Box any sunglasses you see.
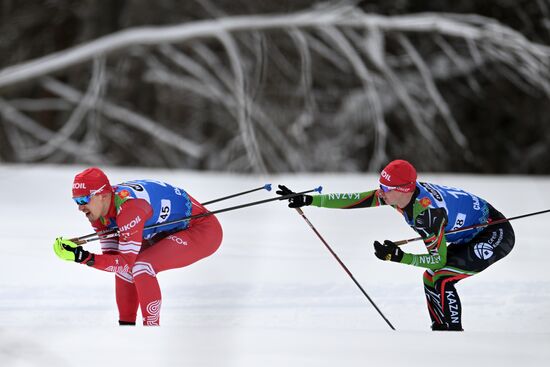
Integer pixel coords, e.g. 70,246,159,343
73,196,91,205
73,184,106,205
379,184,397,193
379,182,413,193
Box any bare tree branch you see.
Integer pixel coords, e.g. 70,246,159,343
1,5,548,172
398,34,467,148
24,57,106,160
41,78,204,159
0,98,102,163
2,11,549,89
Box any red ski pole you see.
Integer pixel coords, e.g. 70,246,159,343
293,207,396,330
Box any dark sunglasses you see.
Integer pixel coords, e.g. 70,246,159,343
72,184,106,205
73,195,92,205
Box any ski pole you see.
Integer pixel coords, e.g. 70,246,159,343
76,187,323,243
293,207,396,330
202,184,272,205
75,184,273,242
394,207,550,246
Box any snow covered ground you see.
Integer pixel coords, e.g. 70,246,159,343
1,164,549,366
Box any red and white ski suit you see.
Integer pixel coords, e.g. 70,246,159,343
89,195,222,325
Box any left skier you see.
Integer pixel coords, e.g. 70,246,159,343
53,167,223,326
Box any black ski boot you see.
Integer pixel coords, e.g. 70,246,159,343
119,320,136,326
431,322,464,331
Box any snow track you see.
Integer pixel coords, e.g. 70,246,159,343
0,165,549,366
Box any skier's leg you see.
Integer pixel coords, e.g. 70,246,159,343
132,268,162,326
115,275,139,325
429,207,515,331
432,269,470,331
423,269,447,329
132,215,223,326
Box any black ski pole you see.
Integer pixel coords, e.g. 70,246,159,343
202,184,272,205
77,187,322,243
394,208,550,246
75,184,273,242
293,207,396,331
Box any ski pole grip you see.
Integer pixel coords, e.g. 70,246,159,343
68,237,87,245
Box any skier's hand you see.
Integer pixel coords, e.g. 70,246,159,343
53,237,94,265
373,240,404,262
276,185,312,208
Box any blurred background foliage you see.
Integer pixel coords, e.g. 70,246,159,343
0,0,549,173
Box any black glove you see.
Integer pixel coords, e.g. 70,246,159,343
373,240,404,262
53,237,95,265
276,185,313,208
71,245,95,265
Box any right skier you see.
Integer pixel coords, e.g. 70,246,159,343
277,159,515,331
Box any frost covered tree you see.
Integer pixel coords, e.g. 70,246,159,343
0,0,549,173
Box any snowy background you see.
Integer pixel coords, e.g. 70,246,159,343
0,164,549,366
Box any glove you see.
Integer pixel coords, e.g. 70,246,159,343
53,237,95,265
373,240,404,262
276,185,313,208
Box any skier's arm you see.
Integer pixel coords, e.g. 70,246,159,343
311,189,386,209
276,185,385,209
88,220,120,254
400,207,448,270
89,199,152,272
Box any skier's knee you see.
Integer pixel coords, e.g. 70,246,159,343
423,269,435,288
132,261,156,278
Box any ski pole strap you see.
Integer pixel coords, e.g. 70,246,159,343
79,186,322,243
394,207,550,246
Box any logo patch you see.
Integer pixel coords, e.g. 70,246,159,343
168,235,188,246
474,242,493,260
419,182,443,202
420,197,432,208
120,215,142,232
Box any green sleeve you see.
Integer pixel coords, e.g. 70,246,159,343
400,238,448,270
399,208,448,270
310,189,385,209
